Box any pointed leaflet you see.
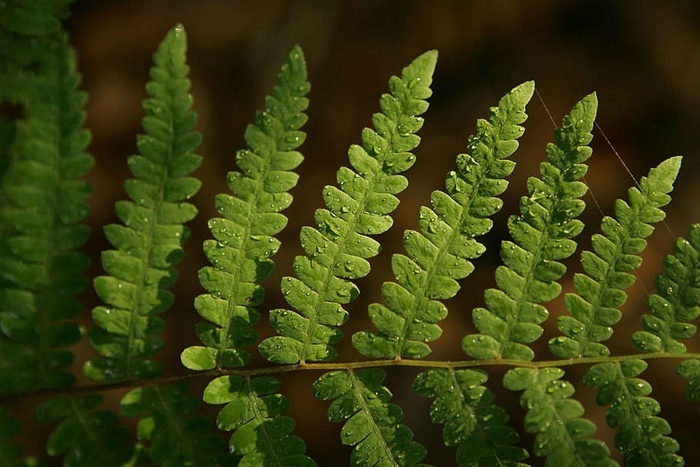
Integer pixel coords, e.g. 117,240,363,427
570,159,683,463
189,45,314,465
34,395,132,466
353,81,533,465
204,375,315,466
413,369,528,466
84,24,202,382
503,368,616,466
121,383,228,466
672,225,700,407
353,81,534,359
314,369,427,466
584,360,682,466
85,26,232,465
31,25,207,466
633,223,700,353
463,93,597,361
0,29,92,394
549,156,682,359
260,50,437,364
181,45,309,371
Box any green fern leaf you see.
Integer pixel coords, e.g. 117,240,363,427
414,368,528,466
83,24,202,382
584,360,682,466
0,29,91,394
181,44,309,372
353,81,534,359
549,156,682,359
633,223,700,353
503,367,617,466
184,45,314,464
34,395,133,466
314,368,427,466
204,375,315,466
463,93,597,361
0,0,69,37
259,50,437,365
677,359,700,402
120,382,227,466
0,0,72,102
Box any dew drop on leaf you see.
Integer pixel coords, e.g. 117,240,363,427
408,76,421,89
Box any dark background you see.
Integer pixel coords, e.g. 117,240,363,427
41,0,700,465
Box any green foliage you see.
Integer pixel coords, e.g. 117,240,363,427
85,24,202,383
203,375,313,466
0,0,73,101
504,367,615,466
463,92,597,362
413,368,528,466
353,81,534,360
585,360,682,466
122,383,226,466
550,156,682,359
34,395,132,466
181,43,309,372
258,50,437,365
634,223,700,353
2,4,700,467
314,369,426,466
0,26,91,395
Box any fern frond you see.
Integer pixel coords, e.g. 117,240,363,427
677,359,700,402
0,0,73,101
84,24,202,382
260,50,437,365
549,156,682,359
120,383,227,466
204,375,315,466
503,367,616,466
633,223,700,353
353,81,534,359
413,368,528,466
675,223,700,394
180,44,309,372
0,29,91,394
34,395,133,466
584,360,682,466
314,368,427,466
0,0,71,38
181,45,313,464
67,25,228,466
463,93,597,361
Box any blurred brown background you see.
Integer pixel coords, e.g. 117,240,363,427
51,0,700,465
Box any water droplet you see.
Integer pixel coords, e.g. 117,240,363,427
408,76,422,89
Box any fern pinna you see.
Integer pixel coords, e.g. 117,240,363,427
2,5,700,467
